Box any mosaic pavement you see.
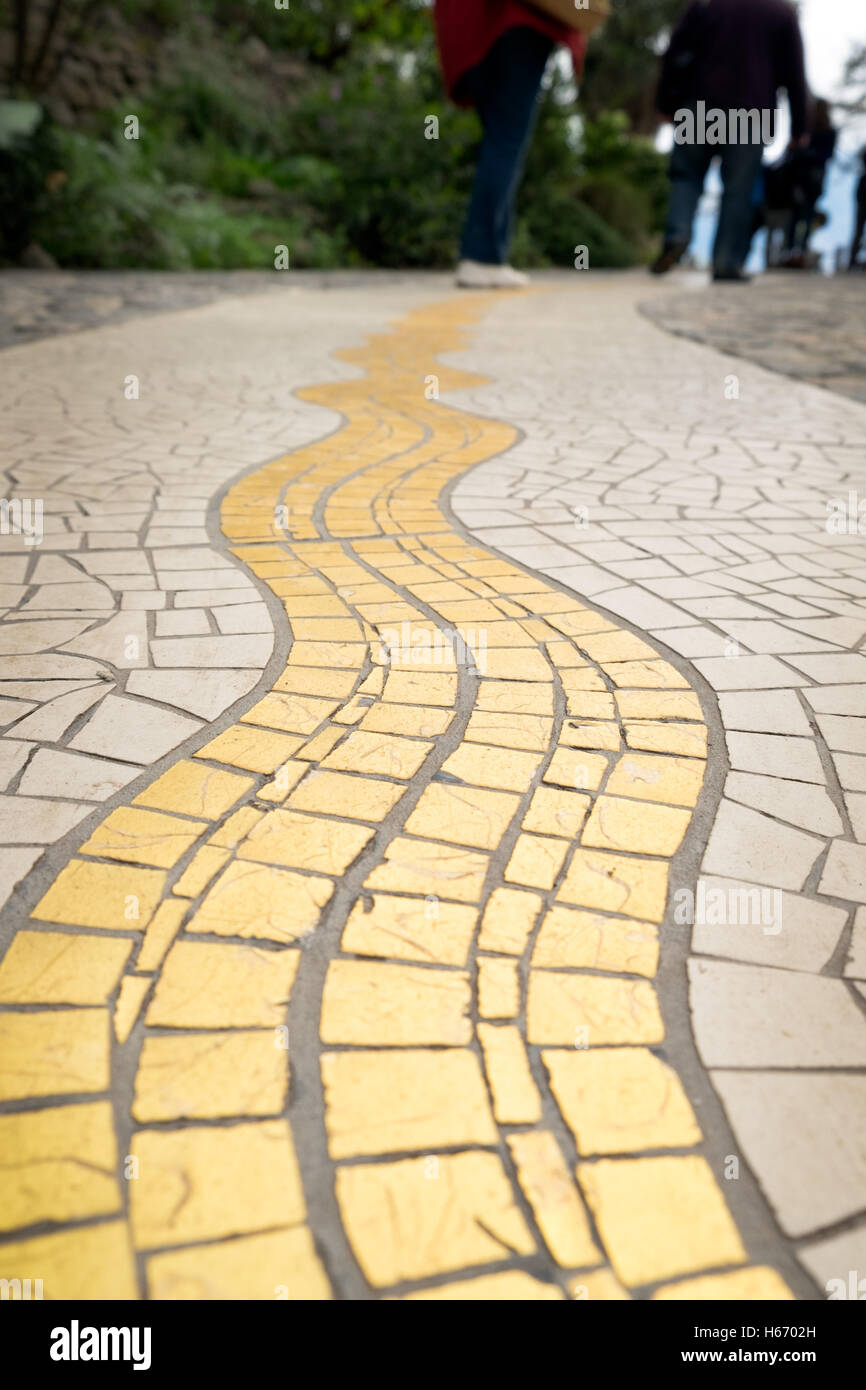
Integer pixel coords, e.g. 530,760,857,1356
0,274,863,1300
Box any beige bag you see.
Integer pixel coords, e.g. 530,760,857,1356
528,0,612,34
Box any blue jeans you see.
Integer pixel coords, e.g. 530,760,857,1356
459,27,555,265
666,138,765,275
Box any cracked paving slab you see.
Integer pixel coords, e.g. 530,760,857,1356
0,272,860,1300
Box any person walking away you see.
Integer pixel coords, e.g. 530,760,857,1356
652,0,808,282
433,1,587,288
849,147,866,271
784,98,837,266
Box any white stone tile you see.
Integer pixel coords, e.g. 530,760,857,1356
691,874,844,972
214,604,272,635
833,753,866,792
694,654,810,690
126,669,260,720
689,959,866,1066
18,748,142,801
150,634,272,668
816,715,866,755
717,689,811,735
802,685,866,716
0,794,91,844
725,732,826,784
725,771,842,836
68,694,201,763
155,610,210,637
818,841,866,903
701,800,823,889
8,684,108,742
0,845,42,909
799,1229,866,1297
711,1071,866,1236
0,739,34,791
60,612,149,668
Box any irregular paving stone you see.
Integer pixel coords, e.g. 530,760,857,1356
701,800,824,890
130,1121,306,1249
321,1048,497,1157
320,960,472,1045
689,959,866,1067
544,1048,701,1154
0,1009,110,1100
336,1151,535,1287
146,1225,331,1300
146,941,300,1029
133,1030,288,1121
578,1156,746,1287
0,1221,138,1300
0,1102,120,1232
0,930,131,1004
711,1071,866,1236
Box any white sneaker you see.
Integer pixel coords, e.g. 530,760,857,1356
456,260,530,289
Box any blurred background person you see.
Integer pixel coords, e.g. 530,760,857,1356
433,0,587,288
651,0,808,283
783,97,837,266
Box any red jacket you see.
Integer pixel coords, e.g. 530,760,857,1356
434,0,587,104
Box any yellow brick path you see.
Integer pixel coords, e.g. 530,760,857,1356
0,294,793,1300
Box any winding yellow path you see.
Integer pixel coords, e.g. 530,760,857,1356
0,295,793,1300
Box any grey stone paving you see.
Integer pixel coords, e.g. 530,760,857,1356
643,271,866,405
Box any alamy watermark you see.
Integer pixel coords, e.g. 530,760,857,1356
674,102,777,147
0,496,43,546
674,882,782,935
377,621,487,673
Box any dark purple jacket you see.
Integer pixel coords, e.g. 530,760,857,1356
657,0,808,139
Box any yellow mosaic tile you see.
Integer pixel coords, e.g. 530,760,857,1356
320,959,471,1045
137,898,187,971
195,725,304,773
581,796,692,856
557,849,669,922
0,930,131,1004
624,720,708,758
482,649,553,681
133,760,254,819
476,680,554,716
507,1131,602,1269
465,710,552,751
522,785,590,839
603,659,688,689
560,720,621,751
0,1101,119,1232
402,1272,564,1300
532,905,658,977
241,691,338,734
404,782,520,850
187,859,333,943
571,1269,631,1301
341,893,476,965
526,972,664,1045
31,859,166,930
237,807,373,875
294,726,346,762
322,1048,496,1157
0,1221,137,1300
543,747,609,792
78,806,207,869
604,751,704,807
321,728,433,779
113,975,151,1044
440,741,542,792
172,845,230,898
578,1156,746,1287
477,956,520,1018
288,769,404,823
615,689,703,721
274,666,358,698
477,886,542,955
146,1226,332,1300
364,837,489,902
652,1268,794,1300
504,833,568,890
336,1152,534,1287
146,940,300,1028
476,1022,542,1123
0,1009,109,1100
133,1030,287,1121
564,690,616,719
130,1121,305,1249
208,805,264,848
544,1048,701,1154
382,670,458,705
359,702,453,737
